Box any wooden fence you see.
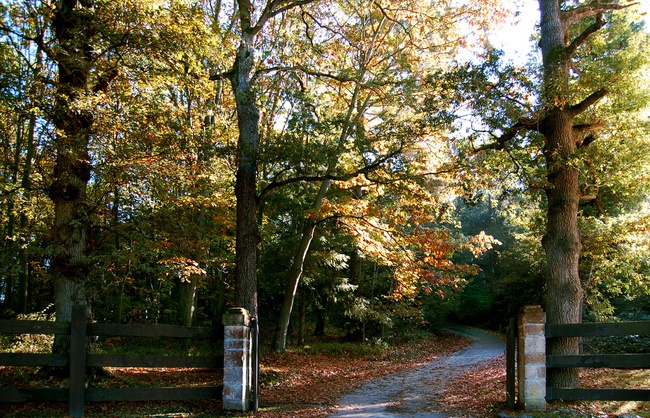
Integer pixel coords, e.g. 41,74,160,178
0,305,224,417
546,321,650,402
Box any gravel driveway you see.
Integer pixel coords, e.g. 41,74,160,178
329,328,505,418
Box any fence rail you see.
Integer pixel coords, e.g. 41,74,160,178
0,305,224,417
546,320,650,402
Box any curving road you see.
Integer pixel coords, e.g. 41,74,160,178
329,328,505,418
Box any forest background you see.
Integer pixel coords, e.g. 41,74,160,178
0,0,649,361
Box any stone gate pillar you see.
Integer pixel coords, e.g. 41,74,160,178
517,305,546,411
222,307,252,411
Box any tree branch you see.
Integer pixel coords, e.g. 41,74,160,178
565,13,607,58
257,149,402,204
209,69,234,81
251,0,317,36
562,1,634,28
92,68,119,93
573,122,604,148
252,65,358,84
568,88,608,117
0,185,42,198
472,117,540,153
0,24,55,62
237,0,254,34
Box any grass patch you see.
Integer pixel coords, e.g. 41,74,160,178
292,340,389,358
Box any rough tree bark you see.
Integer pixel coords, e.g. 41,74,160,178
47,0,116,353
49,0,96,354
229,28,261,318
219,0,317,318
537,0,626,388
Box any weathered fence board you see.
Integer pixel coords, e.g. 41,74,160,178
547,353,650,369
545,319,650,403
88,323,219,339
0,387,68,402
85,386,222,402
87,354,223,368
547,388,650,401
0,305,224,417
0,319,69,335
0,353,68,367
546,321,650,338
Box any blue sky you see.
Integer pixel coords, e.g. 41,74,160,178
491,1,650,65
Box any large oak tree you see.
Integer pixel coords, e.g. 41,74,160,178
447,0,648,387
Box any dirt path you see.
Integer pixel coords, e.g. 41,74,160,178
329,328,505,418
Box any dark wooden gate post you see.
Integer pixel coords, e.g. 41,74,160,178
69,305,87,417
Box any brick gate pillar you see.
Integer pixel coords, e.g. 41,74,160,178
222,307,252,411
517,305,546,411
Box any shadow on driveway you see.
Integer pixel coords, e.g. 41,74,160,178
329,328,505,418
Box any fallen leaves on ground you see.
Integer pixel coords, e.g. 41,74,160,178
437,354,507,418
254,333,472,417
0,332,471,417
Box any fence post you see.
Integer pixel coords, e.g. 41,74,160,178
69,305,87,417
222,307,252,411
506,318,516,409
517,305,546,411
250,316,259,412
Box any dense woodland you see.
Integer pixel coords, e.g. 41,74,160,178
0,0,649,375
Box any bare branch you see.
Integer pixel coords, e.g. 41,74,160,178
371,1,410,35
421,167,457,177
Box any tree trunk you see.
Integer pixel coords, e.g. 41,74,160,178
314,307,326,337
179,276,198,327
274,179,332,352
230,31,261,318
17,112,37,314
3,116,27,313
221,0,319,319
213,267,227,329
541,111,583,388
538,0,583,388
49,0,98,354
298,295,306,345
3,222,15,313
272,60,368,351
116,280,125,324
